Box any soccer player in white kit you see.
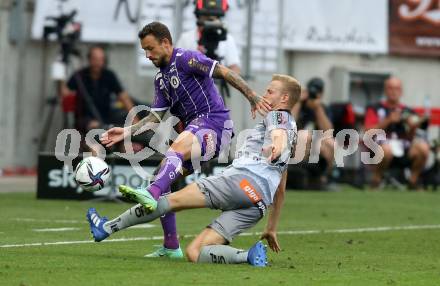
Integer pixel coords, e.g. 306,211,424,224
89,74,300,266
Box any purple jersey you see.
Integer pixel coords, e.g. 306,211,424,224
151,48,230,124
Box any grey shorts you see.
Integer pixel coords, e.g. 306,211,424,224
196,167,267,243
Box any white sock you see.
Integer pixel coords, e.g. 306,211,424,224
197,245,248,264
103,197,171,234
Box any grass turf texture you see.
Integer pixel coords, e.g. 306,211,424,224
1,188,440,286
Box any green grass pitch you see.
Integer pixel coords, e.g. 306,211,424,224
1,188,440,285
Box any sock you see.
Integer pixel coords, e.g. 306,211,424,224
159,187,179,249
160,212,179,249
103,197,171,234
149,151,184,199
197,245,248,264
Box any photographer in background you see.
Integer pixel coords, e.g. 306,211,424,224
291,77,335,187
364,76,430,190
61,45,139,154
177,3,240,74
177,1,241,77
177,15,241,74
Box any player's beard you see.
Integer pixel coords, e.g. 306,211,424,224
152,55,167,68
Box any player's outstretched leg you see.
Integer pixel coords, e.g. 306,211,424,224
86,199,171,242
118,150,186,212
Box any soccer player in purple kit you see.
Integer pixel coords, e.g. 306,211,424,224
87,21,271,258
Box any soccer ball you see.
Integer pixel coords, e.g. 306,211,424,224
74,157,110,192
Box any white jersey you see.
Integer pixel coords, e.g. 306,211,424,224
232,110,297,203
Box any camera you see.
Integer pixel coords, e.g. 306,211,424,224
306,77,324,100
195,0,228,61
43,5,81,63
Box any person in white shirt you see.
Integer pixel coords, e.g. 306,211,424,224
177,15,241,74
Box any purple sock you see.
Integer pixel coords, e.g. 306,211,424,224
160,187,179,249
149,151,184,200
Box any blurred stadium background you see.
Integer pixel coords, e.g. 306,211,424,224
1,0,439,177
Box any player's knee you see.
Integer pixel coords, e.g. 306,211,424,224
185,245,200,263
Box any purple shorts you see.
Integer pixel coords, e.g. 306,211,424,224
185,113,233,160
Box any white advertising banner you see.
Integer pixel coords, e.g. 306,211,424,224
281,0,388,53
31,0,140,43
136,0,175,75
31,0,389,74
140,0,280,73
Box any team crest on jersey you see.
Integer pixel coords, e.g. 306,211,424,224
188,58,209,73
272,111,286,125
169,64,177,73
170,75,180,88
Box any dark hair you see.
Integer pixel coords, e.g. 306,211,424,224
138,21,173,44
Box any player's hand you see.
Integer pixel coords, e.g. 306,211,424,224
100,127,129,147
261,230,281,253
306,98,322,111
250,92,272,119
299,89,308,102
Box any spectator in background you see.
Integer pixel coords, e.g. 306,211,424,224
364,76,430,190
291,77,335,187
177,15,241,74
61,45,139,153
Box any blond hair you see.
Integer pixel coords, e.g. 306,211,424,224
272,74,301,108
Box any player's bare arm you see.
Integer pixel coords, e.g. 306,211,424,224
129,110,166,136
261,170,287,253
212,63,271,118
100,110,166,147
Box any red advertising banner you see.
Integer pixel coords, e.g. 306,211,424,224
390,0,440,56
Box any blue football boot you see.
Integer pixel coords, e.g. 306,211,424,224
86,208,109,242
247,241,267,267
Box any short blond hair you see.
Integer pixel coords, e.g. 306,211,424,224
272,74,301,108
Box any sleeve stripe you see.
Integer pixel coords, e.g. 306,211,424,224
151,107,169,112
209,60,218,78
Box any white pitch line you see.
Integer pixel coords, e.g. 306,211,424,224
129,224,156,229
13,218,82,224
0,236,164,248
13,218,155,229
2,224,440,249
33,227,81,232
31,224,155,232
